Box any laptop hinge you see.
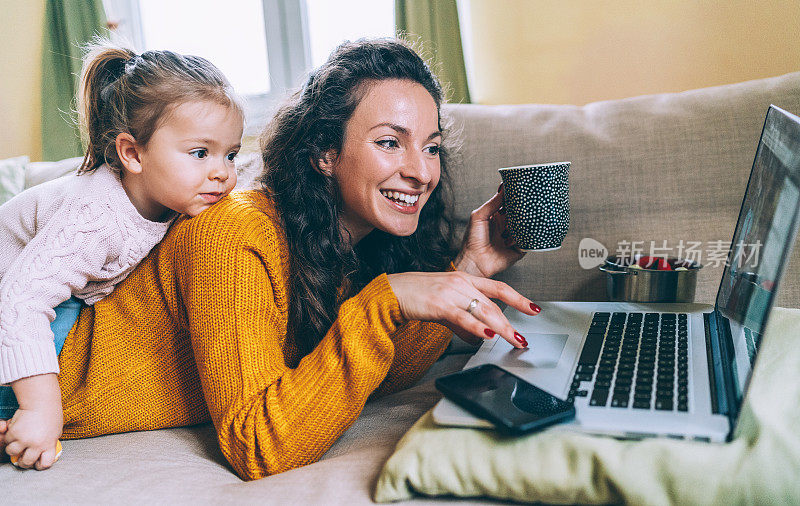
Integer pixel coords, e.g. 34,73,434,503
713,310,742,433
703,312,727,416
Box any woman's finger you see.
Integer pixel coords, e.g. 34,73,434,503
446,273,529,348
464,294,528,349
446,304,502,344
470,188,504,223
494,208,510,233
471,276,541,316
503,236,527,257
495,208,526,254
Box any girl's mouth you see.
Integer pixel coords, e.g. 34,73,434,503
200,192,223,204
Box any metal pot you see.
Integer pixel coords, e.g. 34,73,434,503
599,256,702,303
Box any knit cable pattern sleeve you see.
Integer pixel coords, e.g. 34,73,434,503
0,201,113,384
177,205,405,480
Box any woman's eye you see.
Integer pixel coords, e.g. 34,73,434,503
226,151,238,162
190,149,208,159
376,139,399,149
425,144,440,156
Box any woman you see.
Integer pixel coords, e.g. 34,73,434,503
0,39,539,479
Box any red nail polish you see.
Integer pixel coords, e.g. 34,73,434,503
530,303,541,313
484,328,495,338
514,332,528,347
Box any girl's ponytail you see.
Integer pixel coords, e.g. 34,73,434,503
77,41,136,173
76,37,242,175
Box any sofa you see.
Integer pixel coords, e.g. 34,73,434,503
3,71,800,504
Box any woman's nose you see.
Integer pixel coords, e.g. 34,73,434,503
402,150,432,185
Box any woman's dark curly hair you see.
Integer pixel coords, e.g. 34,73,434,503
259,38,457,354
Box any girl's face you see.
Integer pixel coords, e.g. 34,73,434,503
328,79,442,243
135,100,242,219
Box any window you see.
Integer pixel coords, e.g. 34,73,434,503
305,0,394,68
103,0,394,133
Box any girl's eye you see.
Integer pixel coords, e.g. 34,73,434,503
226,151,238,162
190,149,208,159
376,139,399,149
425,144,440,156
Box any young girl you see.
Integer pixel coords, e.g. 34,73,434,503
0,39,243,470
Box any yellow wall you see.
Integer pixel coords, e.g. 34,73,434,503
0,0,45,160
3,1,800,160
467,0,800,105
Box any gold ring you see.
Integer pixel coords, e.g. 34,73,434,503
466,298,479,314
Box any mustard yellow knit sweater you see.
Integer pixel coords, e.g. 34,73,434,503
57,190,452,480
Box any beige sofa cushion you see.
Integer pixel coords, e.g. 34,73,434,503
444,71,800,307
23,156,83,189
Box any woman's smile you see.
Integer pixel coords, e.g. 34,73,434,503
380,189,421,213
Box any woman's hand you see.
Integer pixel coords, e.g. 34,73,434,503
386,270,540,348
454,184,526,279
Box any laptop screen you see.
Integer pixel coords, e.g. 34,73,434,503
714,105,800,405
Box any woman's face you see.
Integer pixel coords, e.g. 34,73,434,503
327,79,442,243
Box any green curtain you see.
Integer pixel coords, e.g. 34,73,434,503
41,0,107,161
395,0,471,104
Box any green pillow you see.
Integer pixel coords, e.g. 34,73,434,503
375,308,800,504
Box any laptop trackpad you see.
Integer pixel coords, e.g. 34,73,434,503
486,333,568,368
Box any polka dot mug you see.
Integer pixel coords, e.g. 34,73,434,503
498,162,570,251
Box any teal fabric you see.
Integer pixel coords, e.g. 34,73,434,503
0,297,83,419
41,0,107,161
375,307,800,504
395,0,471,104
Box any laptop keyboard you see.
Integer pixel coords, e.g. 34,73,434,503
568,312,689,412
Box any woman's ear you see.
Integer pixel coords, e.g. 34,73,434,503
315,150,338,176
116,133,143,175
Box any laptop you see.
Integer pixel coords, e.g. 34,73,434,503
433,105,800,442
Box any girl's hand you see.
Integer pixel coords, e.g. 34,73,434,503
0,419,8,463
454,184,526,279
4,374,64,470
386,270,540,348
4,407,63,470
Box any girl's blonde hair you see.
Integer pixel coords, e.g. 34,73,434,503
77,38,243,174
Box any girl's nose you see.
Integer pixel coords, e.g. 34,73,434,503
210,162,230,181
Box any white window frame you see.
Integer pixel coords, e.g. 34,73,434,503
103,0,311,133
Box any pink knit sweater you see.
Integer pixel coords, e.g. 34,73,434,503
0,165,174,384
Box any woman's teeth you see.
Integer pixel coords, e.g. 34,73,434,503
381,190,419,206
